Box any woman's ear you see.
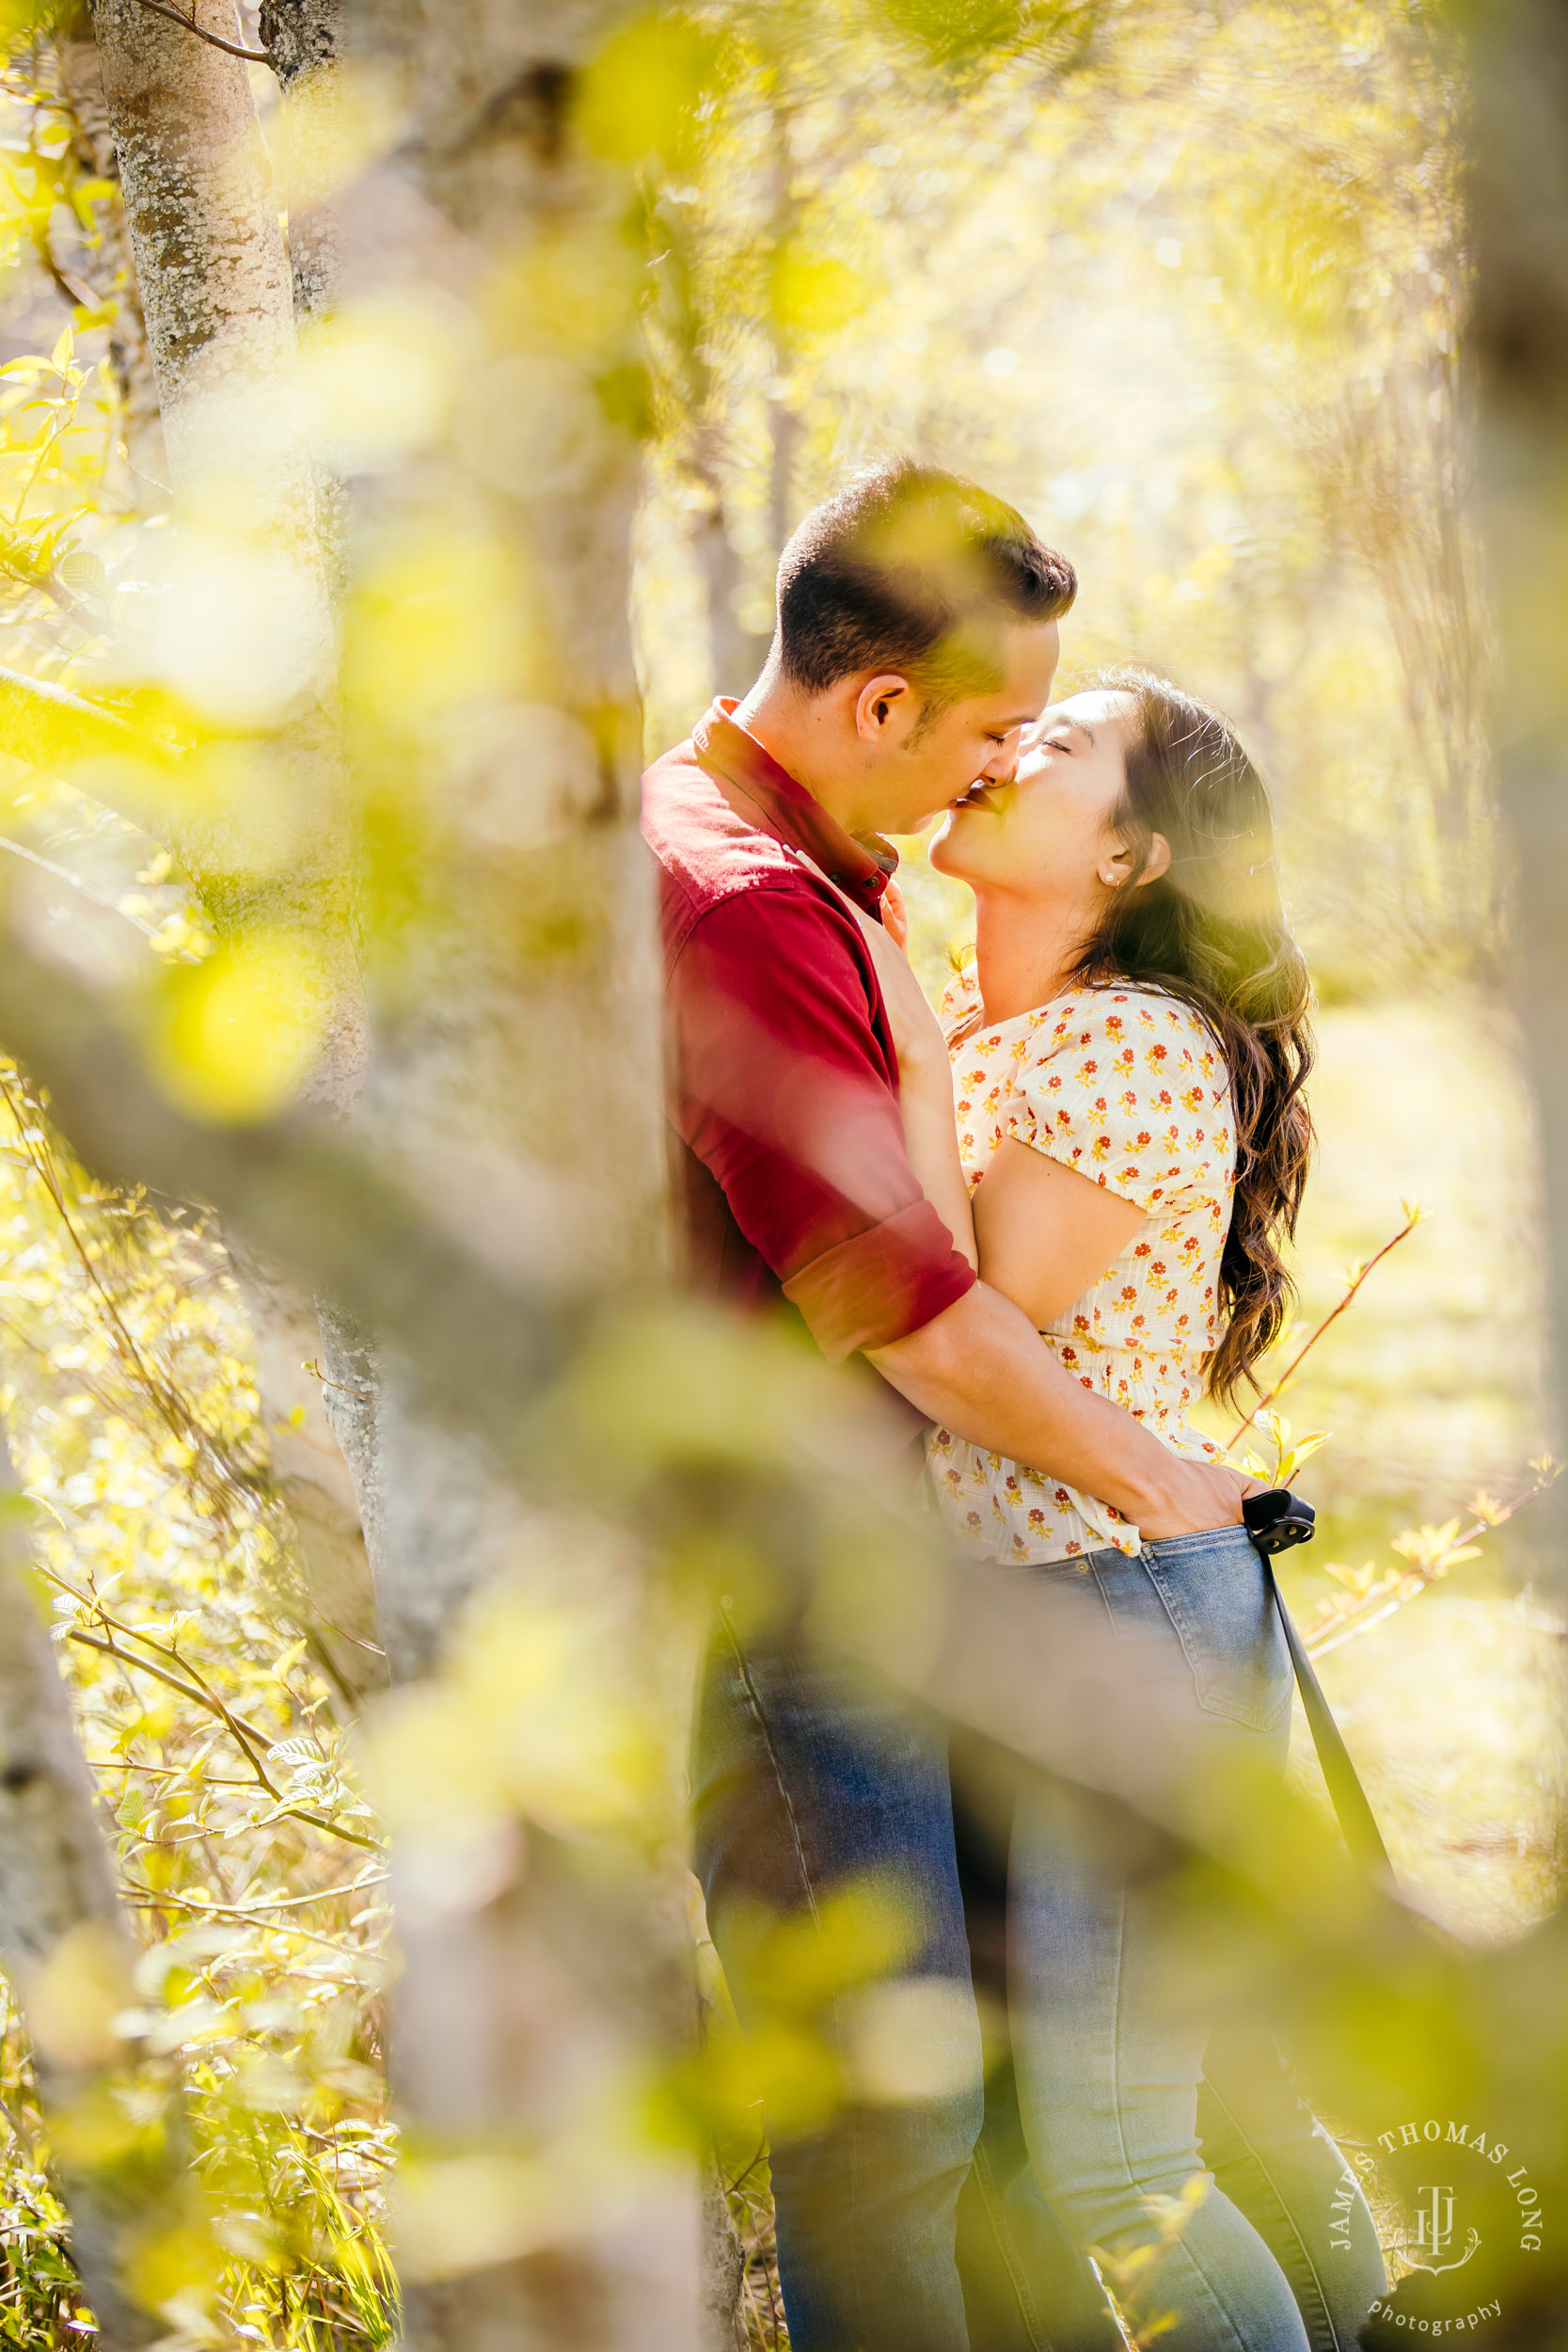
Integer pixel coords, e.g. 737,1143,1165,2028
1138,832,1173,887
1098,831,1172,890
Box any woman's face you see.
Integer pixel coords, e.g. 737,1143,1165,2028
929,689,1136,898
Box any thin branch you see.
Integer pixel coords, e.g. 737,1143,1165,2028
67,1623,384,1851
135,0,271,64
0,832,174,946
127,1868,386,1916
65,1628,278,1774
1226,1204,1424,1452
1306,1468,1560,1661
0,1070,262,1518
117,1885,372,1956
85,1758,260,1786
67,1629,384,1852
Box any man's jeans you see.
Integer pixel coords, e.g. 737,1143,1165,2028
694,1538,1386,2352
693,1617,1117,2352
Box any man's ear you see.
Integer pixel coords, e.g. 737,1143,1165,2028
854,673,918,744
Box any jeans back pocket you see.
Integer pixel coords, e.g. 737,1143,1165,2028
1141,1527,1292,1732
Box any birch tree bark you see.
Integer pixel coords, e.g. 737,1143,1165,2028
317,7,689,2345
53,24,166,494
84,0,385,1693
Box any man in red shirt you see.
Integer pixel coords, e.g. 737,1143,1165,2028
644,463,1250,2349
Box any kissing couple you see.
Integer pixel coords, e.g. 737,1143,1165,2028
642,462,1388,2352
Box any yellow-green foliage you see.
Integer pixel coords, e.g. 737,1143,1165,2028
0,1073,395,2348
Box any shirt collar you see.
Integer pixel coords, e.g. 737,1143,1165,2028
691,697,895,920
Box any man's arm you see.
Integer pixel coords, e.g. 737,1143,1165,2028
867,1283,1253,1539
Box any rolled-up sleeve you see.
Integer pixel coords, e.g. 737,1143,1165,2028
668,887,975,1359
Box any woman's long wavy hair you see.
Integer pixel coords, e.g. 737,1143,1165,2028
1069,670,1314,1406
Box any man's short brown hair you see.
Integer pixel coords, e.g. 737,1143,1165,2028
774,459,1076,709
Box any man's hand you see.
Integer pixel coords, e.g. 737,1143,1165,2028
869,1283,1263,1539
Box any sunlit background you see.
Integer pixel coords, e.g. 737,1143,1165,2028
0,1,1560,2347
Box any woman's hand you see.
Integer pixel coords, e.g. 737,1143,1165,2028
855,900,950,1086
850,900,977,1268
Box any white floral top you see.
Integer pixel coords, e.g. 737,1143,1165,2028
927,970,1236,1565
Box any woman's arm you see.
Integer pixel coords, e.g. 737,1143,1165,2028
851,905,977,1268
971,1137,1146,1327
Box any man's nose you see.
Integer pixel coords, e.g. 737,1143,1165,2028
982,728,1022,781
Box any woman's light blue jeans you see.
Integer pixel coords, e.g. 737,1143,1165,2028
1008,1526,1386,2352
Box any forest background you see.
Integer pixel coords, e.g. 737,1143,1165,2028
0,0,1560,2348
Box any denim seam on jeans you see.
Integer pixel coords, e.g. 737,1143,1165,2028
719,1615,876,2346
1101,1869,1233,2349
1198,2076,1343,2351
970,2135,1053,2352
720,1610,825,1933
1084,1557,1278,2352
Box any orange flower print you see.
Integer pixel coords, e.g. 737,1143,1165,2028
933,979,1236,1570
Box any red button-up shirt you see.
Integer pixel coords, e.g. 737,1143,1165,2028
642,699,976,1361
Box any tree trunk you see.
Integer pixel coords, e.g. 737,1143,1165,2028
325,6,689,2345
87,0,386,1684
86,0,352,1012
0,1431,183,2348
1469,0,1568,1562
53,26,166,496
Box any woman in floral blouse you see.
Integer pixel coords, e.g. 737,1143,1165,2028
869,673,1385,2351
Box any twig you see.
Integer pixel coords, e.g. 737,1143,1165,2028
66,1629,278,1774
0,1069,261,1517
84,1759,258,1785
125,1868,386,1916
64,1613,383,1849
1227,1204,1423,1452
116,1885,373,1957
0,833,173,945
135,0,270,63
725,2138,768,2198
1307,1469,1560,1661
